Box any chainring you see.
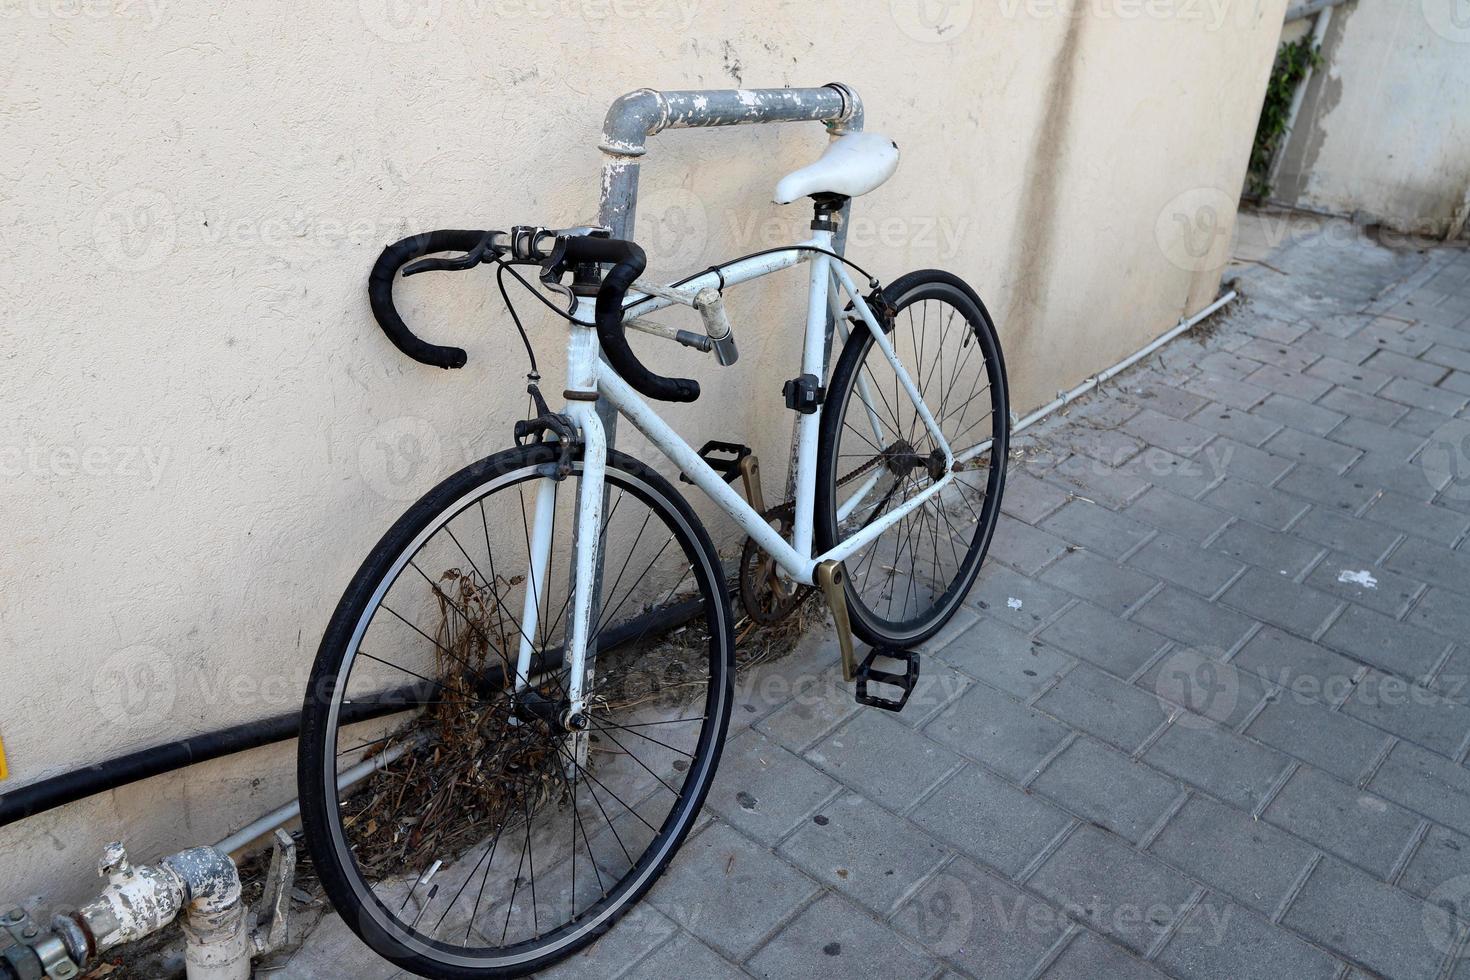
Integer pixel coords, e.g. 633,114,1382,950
738,510,812,625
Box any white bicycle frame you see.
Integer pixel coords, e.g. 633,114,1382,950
515,228,956,716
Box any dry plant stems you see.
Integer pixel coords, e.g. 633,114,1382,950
337,559,814,883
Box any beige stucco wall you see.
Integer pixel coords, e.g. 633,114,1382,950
1273,0,1470,235
0,0,1284,905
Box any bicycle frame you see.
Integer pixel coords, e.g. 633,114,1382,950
515,228,956,713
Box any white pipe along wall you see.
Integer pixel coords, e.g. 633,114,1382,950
0,1,1288,905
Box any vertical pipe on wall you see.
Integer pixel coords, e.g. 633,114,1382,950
1266,5,1335,194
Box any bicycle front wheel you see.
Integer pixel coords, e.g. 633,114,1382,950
299,444,733,978
815,269,1009,647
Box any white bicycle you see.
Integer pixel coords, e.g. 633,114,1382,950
299,130,1009,977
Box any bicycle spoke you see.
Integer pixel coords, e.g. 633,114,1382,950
590,718,697,758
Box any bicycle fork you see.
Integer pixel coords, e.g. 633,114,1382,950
515,299,606,733
512,403,603,730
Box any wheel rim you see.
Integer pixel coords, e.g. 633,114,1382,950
827,282,1006,640
315,454,729,970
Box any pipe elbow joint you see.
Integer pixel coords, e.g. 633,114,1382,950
165,847,244,924
822,82,864,134
600,87,668,156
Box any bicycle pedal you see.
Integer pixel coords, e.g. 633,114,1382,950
855,647,920,712
679,440,751,485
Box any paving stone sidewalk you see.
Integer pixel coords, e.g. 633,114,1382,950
282,213,1470,979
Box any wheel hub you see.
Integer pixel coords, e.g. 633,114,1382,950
880,440,949,482
511,688,572,734
881,439,923,477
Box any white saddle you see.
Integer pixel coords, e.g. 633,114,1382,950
773,132,900,205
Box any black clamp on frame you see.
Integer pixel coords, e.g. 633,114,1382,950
783,374,825,415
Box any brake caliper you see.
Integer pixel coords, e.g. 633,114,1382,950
513,381,578,479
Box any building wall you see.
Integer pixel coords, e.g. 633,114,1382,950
0,0,1284,903
1273,0,1470,235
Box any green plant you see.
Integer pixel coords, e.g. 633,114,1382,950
1247,37,1324,200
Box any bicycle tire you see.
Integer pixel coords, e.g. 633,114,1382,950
815,269,1009,647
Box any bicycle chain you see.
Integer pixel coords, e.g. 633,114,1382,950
757,452,887,525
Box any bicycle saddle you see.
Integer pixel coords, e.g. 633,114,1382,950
773,132,900,205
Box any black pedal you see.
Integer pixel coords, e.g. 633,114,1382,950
680,440,751,484
855,647,920,712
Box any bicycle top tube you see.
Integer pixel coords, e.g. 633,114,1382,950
620,242,816,320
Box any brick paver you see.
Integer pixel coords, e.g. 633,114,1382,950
286,216,1470,978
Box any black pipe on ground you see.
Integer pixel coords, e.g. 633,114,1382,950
0,688,422,828
0,596,708,828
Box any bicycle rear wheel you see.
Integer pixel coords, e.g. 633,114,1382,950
299,444,733,978
815,269,1009,647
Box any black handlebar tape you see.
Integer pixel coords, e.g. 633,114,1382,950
562,236,701,404
367,229,487,369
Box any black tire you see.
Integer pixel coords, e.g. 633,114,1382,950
299,444,734,978
815,269,1009,647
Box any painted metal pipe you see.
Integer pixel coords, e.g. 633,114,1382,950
597,84,863,235
0,687,428,828
1284,0,1350,22
72,843,250,980
215,736,421,857
981,289,1238,450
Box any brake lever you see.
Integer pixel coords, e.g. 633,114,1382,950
402,231,497,277
537,239,581,316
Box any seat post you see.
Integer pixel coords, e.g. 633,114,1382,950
810,193,849,233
